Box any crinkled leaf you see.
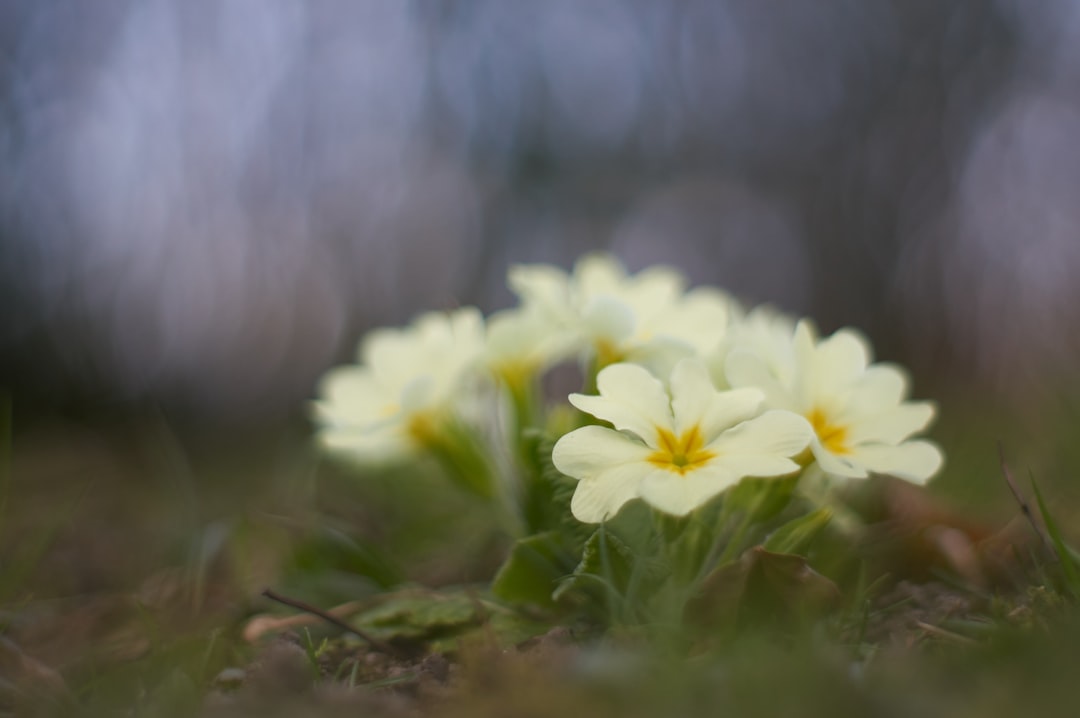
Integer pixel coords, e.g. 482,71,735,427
553,528,635,605
348,587,551,652
492,531,579,609
763,508,833,555
351,588,483,641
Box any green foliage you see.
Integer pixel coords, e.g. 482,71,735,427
764,507,833,555
552,527,638,614
348,587,547,651
687,548,841,635
1032,480,1080,598
523,433,593,543
492,531,579,609
284,525,404,599
723,474,801,524
353,589,481,641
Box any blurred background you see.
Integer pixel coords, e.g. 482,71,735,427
3,0,1080,486
5,3,1080,694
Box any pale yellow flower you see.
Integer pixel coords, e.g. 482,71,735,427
509,254,731,373
484,306,576,388
552,359,812,522
314,307,485,462
724,320,943,483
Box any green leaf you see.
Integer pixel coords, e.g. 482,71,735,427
723,474,800,523
609,498,656,552
352,588,483,641
763,508,833,555
552,525,663,616
349,587,551,652
492,532,578,609
1031,480,1080,597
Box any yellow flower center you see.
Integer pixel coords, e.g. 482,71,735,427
594,339,625,370
807,408,850,455
647,425,716,475
407,413,437,445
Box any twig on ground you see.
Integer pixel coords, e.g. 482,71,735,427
261,588,402,657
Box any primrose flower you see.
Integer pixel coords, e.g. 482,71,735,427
509,254,731,373
724,320,943,484
484,306,576,389
314,307,485,462
552,359,813,522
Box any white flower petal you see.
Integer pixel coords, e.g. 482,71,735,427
707,409,813,458
363,329,416,388
847,440,944,484
670,358,714,426
810,440,869,479
318,424,412,463
845,364,909,414
401,375,437,412
792,319,820,378
581,296,637,346
486,307,577,372
802,326,873,404
570,462,657,523
708,454,802,479
623,338,697,379
315,367,390,425
670,360,764,440
552,426,653,478
508,263,570,312
638,466,739,517
569,363,674,442
611,264,685,316
719,305,798,386
575,254,631,295
847,402,936,445
639,286,730,354
702,388,770,438
724,350,798,411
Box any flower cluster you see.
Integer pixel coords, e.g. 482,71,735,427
313,253,943,526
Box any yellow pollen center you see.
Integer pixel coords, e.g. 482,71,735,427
807,408,850,455
647,425,716,475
